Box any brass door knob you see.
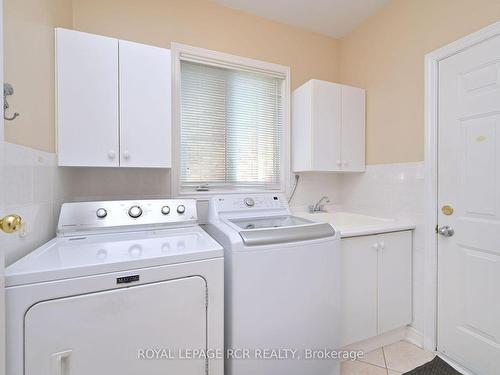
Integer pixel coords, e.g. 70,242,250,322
441,205,454,216
0,214,23,233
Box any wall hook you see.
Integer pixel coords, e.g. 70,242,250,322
4,83,20,121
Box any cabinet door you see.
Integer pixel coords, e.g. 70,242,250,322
25,277,207,375
312,80,341,171
340,85,365,171
341,235,378,346
56,28,119,166
292,82,313,172
378,231,412,334
119,40,171,168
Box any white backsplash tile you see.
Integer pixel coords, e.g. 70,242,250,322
289,172,342,210
1,144,59,265
63,167,170,201
1,143,172,265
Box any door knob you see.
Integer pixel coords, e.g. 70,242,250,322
438,225,454,237
0,214,23,233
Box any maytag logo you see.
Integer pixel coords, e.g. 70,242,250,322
117,275,140,284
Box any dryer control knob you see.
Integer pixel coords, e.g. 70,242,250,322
177,205,186,214
161,206,171,215
128,205,143,218
244,197,255,207
96,208,107,218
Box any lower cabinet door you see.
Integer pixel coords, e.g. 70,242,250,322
341,235,378,346
378,231,413,334
25,277,207,375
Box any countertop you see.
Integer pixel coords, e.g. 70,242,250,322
291,211,415,238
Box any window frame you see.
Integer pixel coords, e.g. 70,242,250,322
171,43,291,197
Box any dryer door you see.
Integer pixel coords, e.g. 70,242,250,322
25,276,207,375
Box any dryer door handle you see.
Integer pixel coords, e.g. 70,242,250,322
51,350,72,375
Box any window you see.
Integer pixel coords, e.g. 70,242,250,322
172,44,290,195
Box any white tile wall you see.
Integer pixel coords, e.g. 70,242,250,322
61,167,170,202
1,143,171,266
1,143,60,265
289,172,342,211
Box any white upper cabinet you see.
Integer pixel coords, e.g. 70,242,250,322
56,28,172,168
119,40,171,168
292,79,365,172
56,28,119,167
340,84,366,171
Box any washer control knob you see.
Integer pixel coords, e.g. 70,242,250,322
96,208,107,218
161,205,171,215
177,205,186,214
128,205,143,218
244,197,255,207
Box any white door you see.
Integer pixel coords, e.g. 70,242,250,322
25,277,207,375
119,40,171,168
56,28,119,167
438,33,500,374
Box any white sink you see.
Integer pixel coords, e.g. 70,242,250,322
296,211,392,226
292,210,414,237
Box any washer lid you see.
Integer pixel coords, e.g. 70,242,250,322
5,226,223,287
227,215,336,246
229,215,313,230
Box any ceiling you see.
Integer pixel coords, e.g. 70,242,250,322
211,0,390,38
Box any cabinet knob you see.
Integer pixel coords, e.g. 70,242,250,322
343,160,349,166
379,241,385,249
336,160,342,167
107,150,116,159
372,243,380,251
123,151,130,160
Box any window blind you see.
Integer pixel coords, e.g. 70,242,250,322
180,60,283,191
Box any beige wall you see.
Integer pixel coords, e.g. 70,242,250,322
4,0,73,152
339,0,500,164
71,0,339,90
4,0,340,153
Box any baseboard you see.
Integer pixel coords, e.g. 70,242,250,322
439,354,477,375
405,326,424,348
341,326,408,354
341,325,427,356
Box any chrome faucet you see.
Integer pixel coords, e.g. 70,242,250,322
309,196,330,214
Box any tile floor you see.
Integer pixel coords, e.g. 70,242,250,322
341,341,435,375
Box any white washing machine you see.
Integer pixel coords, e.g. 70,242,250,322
205,193,341,375
6,199,224,375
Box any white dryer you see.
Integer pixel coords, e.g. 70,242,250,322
205,193,341,375
6,199,223,375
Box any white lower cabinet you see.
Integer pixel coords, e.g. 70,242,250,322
341,231,412,347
